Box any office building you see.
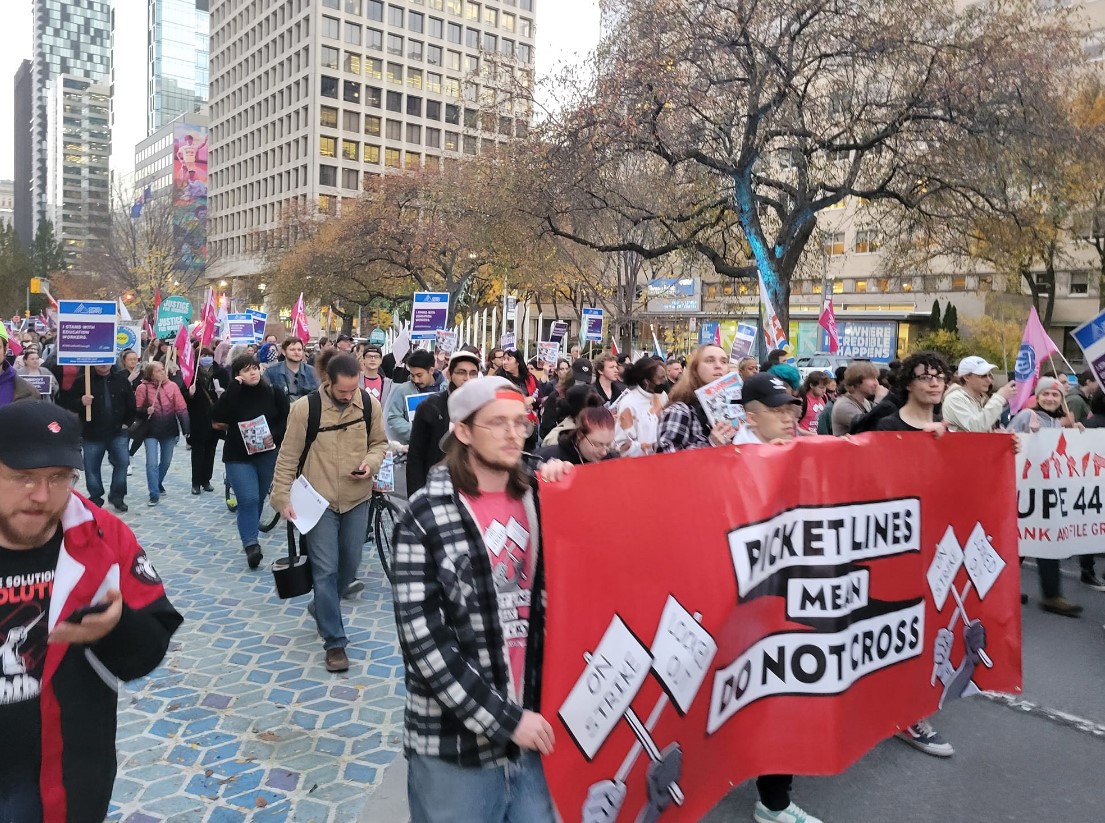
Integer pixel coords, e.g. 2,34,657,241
31,0,112,232
13,60,34,248
135,110,210,195
207,0,537,280
149,0,211,132
45,76,112,265
0,181,14,230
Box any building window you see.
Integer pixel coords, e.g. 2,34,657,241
498,115,512,136
387,62,403,83
483,32,497,52
501,39,514,58
465,54,479,73
320,136,337,157
322,16,340,39
319,194,335,213
386,90,402,111
385,148,401,167
388,4,404,26
408,68,424,88
343,168,361,190
342,140,359,161
429,17,444,38
854,230,880,254
447,0,461,15
1071,271,1090,295
365,144,381,163
407,95,423,116
445,103,460,124
388,33,404,55
367,28,384,51
520,17,532,37
427,72,443,93
823,232,845,257
386,119,402,140
427,100,441,120
446,50,462,70
344,52,362,73
321,75,339,98
344,80,362,103
367,0,383,21
426,127,441,147
444,130,459,150
503,12,515,31
366,85,382,107
409,39,424,60
366,58,383,79
323,0,339,7
346,22,363,45
319,165,337,186
518,43,531,63
443,77,461,97
321,45,339,69
343,110,361,131
855,280,868,293
463,134,478,155
410,12,424,32
951,275,967,290
447,22,462,43
320,106,339,128
406,123,422,143
345,0,362,13
464,107,478,128
428,44,443,65
365,114,382,136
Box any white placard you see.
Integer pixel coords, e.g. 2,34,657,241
288,475,329,535
927,526,964,611
558,616,653,761
962,521,1005,600
649,596,717,715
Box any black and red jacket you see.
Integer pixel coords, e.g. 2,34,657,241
39,493,182,822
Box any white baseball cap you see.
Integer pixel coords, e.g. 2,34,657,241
440,376,527,449
957,356,998,377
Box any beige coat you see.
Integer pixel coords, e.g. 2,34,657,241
270,389,388,514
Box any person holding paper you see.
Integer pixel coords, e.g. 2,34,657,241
270,354,388,673
211,354,290,570
392,377,573,823
657,345,734,452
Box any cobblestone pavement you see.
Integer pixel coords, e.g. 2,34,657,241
103,447,403,822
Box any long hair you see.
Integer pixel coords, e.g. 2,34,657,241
497,350,531,387
443,413,532,500
668,344,726,406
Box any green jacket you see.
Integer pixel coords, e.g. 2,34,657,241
1067,387,1091,424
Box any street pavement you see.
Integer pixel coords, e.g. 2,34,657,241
105,447,1105,822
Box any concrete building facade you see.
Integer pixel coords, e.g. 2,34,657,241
13,59,34,248
207,0,537,281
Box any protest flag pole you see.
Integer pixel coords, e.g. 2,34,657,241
84,366,92,421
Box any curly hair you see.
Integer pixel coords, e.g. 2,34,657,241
894,351,949,398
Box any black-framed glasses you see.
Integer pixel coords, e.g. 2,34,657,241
911,372,946,384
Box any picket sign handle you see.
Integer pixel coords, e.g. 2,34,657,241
84,366,92,421
949,584,994,668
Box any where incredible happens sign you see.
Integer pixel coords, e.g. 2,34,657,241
539,433,1021,823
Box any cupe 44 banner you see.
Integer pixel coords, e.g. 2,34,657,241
539,433,1022,823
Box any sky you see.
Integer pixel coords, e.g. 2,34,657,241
0,0,601,183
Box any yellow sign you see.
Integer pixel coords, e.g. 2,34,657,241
30,278,42,294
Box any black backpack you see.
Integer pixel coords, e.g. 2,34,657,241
295,389,374,476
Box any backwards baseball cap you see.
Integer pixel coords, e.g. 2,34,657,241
572,358,593,384
440,376,525,449
738,373,802,408
363,343,383,355
0,402,83,470
448,350,481,371
957,356,998,377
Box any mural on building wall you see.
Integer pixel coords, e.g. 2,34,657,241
172,123,208,274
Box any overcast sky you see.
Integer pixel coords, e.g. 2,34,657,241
0,0,601,182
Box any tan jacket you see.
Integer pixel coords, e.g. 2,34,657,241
270,389,388,514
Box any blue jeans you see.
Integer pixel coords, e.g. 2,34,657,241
224,452,278,547
83,433,129,503
407,751,555,823
144,436,178,499
305,501,369,650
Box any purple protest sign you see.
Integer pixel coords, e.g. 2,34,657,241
56,300,118,366
411,292,450,340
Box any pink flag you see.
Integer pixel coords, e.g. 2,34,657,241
291,292,310,344
1010,306,1059,414
175,322,196,387
712,324,722,347
818,293,840,353
199,288,217,348
610,336,619,357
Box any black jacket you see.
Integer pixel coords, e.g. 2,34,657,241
210,379,290,462
185,364,231,437
535,430,616,466
406,389,450,494
63,368,136,441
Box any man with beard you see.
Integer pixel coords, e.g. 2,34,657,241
831,362,881,435
0,402,181,822
265,337,319,402
392,378,572,822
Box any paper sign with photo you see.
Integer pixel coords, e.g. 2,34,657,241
695,372,746,431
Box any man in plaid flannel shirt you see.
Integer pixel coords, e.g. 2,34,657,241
392,377,572,822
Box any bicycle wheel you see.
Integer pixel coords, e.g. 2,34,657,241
373,495,403,583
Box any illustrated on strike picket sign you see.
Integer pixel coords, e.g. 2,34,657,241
539,433,1022,822
1017,429,1105,559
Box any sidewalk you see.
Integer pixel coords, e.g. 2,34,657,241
106,455,404,822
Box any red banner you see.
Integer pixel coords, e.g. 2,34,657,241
540,433,1022,823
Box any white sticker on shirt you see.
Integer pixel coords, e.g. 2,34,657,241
484,520,508,557
506,517,530,550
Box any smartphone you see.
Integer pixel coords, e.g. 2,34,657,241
66,602,111,624
350,469,368,477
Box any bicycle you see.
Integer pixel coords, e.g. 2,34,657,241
367,452,407,583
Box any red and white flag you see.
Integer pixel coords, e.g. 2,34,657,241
1010,306,1060,414
290,292,310,344
175,322,195,387
610,335,619,357
818,292,840,353
758,272,789,352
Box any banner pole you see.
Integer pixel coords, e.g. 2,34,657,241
84,366,92,421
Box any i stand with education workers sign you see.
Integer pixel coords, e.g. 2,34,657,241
538,433,1022,823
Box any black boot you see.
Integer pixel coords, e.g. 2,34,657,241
244,543,263,570
191,484,201,495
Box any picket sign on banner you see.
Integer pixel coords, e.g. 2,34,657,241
539,433,1021,823
1016,429,1105,558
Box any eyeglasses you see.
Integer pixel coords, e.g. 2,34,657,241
0,470,79,492
473,418,535,438
584,435,617,454
912,372,947,384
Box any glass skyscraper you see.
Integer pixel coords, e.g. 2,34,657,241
149,0,211,132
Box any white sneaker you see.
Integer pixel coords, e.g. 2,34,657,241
895,718,954,757
753,801,824,823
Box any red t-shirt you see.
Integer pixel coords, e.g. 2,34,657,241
800,395,826,434
362,374,384,403
462,490,533,703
